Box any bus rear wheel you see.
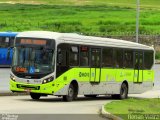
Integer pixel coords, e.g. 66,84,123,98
63,84,76,102
112,83,128,99
119,83,128,99
30,93,41,100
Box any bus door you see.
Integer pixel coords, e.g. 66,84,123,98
134,51,143,83
90,48,101,83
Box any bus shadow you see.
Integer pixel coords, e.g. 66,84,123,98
20,95,118,103
74,96,113,102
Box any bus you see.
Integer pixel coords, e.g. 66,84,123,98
0,32,18,67
10,31,154,101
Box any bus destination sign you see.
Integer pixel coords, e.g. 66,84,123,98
20,39,47,45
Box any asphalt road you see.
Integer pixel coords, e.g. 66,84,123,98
0,95,112,114
0,95,112,120
0,68,10,92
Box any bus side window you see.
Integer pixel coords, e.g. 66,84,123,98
0,37,2,47
80,46,89,66
144,51,154,69
134,51,143,70
57,49,67,66
102,48,113,67
114,49,123,68
69,46,79,66
0,37,9,48
124,50,133,68
9,37,15,47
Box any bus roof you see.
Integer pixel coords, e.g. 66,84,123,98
0,32,18,37
16,31,154,50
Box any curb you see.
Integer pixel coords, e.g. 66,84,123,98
155,60,160,64
100,105,122,120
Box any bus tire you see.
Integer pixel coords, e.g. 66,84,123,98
30,93,41,100
119,83,128,99
63,84,75,102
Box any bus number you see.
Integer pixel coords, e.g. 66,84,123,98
15,67,27,72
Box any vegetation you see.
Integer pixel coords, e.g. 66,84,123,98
0,0,160,8
0,3,160,37
0,1,160,57
104,98,160,119
155,51,160,60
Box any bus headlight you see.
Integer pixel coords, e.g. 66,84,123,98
42,76,54,84
10,74,15,81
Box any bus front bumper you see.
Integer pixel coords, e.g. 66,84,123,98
10,80,55,95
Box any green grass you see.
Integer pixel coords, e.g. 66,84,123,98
104,98,160,119
0,3,160,37
156,52,160,60
0,0,160,9
0,0,160,44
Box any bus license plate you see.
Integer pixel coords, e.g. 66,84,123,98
25,88,31,93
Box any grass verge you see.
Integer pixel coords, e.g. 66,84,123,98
104,98,160,119
0,4,160,36
155,52,160,60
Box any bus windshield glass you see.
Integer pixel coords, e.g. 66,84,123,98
12,38,55,77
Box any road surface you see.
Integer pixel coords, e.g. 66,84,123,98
0,95,112,120
0,68,10,92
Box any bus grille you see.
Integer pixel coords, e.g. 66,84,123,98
17,84,40,90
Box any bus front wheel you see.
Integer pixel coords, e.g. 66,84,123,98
63,84,75,102
30,93,41,100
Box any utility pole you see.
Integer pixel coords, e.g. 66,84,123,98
136,0,140,43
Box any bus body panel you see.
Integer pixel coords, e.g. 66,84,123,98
10,68,154,95
0,48,13,66
143,70,154,82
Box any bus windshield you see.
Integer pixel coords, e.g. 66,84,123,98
12,46,54,77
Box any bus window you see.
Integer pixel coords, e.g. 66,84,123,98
139,52,143,69
56,44,69,77
57,49,67,66
69,46,79,66
91,49,101,67
114,49,123,68
57,44,69,66
102,48,113,67
80,46,89,66
124,50,133,68
134,52,143,70
144,51,153,69
0,37,9,47
9,37,15,47
0,32,18,67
